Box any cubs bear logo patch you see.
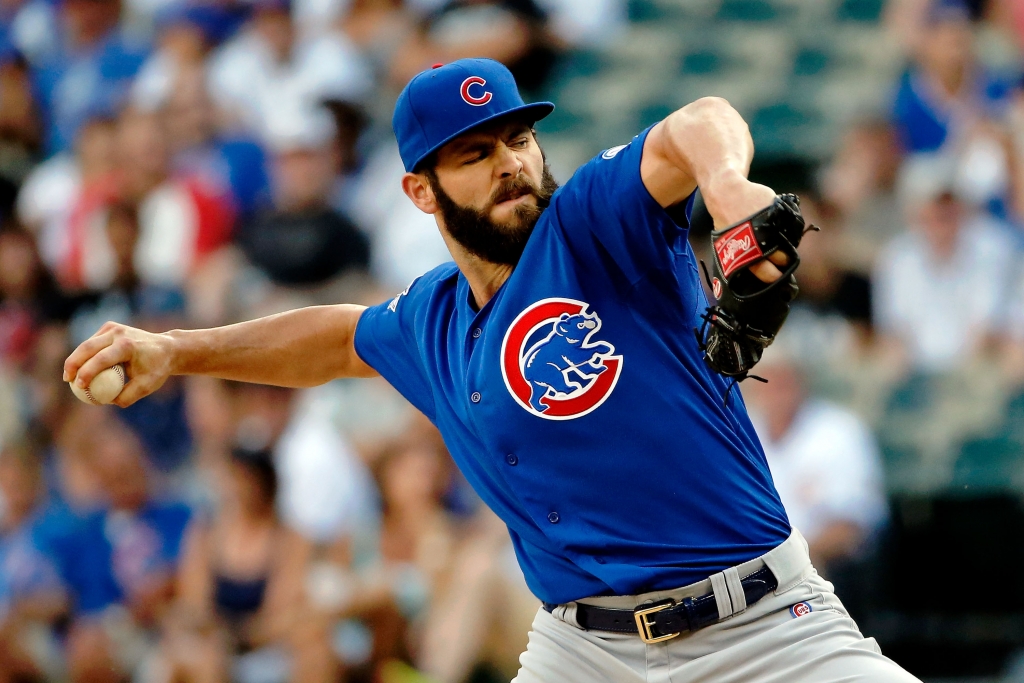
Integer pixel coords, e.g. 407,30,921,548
501,298,623,420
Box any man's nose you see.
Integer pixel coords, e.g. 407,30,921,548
495,144,524,179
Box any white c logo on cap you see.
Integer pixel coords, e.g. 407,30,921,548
460,77,492,106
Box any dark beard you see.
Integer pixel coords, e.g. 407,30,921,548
426,165,559,266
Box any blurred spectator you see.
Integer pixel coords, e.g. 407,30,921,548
117,109,234,287
339,0,416,74
0,227,84,369
161,65,271,217
374,439,454,625
391,0,558,92
31,0,149,154
17,114,116,273
226,382,378,546
58,110,234,293
0,441,68,683
890,0,1016,216
874,159,1019,372
819,121,902,239
744,346,888,576
8,0,61,68
0,46,41,184
158,444,334,683
416,511,536,683
130,6,213,113
532,0,625,48
207,0,371,136
234,103,369,291
60,416,190,683
347,140,450,291
781,195,874,365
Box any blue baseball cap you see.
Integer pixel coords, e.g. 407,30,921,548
392,58,554,172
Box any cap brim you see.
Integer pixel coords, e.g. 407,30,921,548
410,101,554,171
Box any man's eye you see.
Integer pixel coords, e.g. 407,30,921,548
463,152,488,165
511,138,529,148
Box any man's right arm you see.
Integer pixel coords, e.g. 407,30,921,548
63,304,377,408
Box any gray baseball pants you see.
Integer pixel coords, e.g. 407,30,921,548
513,530,919,683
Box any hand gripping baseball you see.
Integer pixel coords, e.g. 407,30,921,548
695,193,817,383
63,321,175,408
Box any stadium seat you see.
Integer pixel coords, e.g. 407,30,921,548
835,0,885,22
681,49,729,76
716,0,785,22
792,47,833,76
951,436,1024,493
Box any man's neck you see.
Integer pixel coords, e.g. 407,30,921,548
440,231,514,310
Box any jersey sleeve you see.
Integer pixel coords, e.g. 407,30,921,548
354,266,455,422
548,125,692,284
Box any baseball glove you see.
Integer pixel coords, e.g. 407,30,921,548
694,192,816,381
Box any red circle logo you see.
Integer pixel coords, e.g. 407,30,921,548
711,277,722,300
460,76,492,106
500,298,623,420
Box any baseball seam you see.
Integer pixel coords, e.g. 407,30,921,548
83,365,125,405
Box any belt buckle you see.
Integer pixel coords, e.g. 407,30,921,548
633,599,680,644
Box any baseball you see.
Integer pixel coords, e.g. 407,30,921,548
69,364,126,405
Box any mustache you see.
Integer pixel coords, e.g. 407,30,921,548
491,175,541,207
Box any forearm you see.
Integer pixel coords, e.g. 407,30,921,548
169,306,362,386
661,97,754,195
168,304,374,387
642,97,770,229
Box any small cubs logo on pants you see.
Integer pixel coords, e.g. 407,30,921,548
790,601,812,618
501,298,622,420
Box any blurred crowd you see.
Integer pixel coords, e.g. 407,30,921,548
1,0,1024,680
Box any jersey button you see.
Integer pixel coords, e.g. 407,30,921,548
505,453,518,466
470,391,482,403
472,328,482,339
547,512,560,524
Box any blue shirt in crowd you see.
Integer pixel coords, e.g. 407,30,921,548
355,127,791,604
0,513,65,619
891,67,1014,153
31,28,149,154
52,502,190,614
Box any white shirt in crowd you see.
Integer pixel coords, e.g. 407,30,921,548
207,28,372,137
274,390,379,544
405,0,625,46
16,154,81,270
873,215,1018,372
753,400,888,545
346,141,452,291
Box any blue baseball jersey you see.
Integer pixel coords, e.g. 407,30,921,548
355,127,791,604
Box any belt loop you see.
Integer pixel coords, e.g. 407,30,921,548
763,529,813,594
709,571,733,619
724,566,747,613
550,603,582,629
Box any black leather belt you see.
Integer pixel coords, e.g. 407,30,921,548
543,566,777,644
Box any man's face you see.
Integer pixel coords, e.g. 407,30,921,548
423,119,558,265
273,147,336,211
922,19,972,79
919,193,963,258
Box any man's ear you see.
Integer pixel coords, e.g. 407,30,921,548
401,172,438,214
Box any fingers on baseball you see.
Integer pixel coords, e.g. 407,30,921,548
74,338,133,389
64,331,116,383
113,375,161,408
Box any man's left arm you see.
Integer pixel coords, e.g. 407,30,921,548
640,97,788,283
